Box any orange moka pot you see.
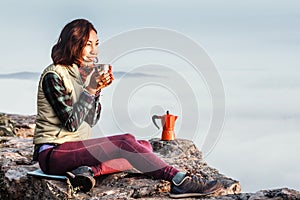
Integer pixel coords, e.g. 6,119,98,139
152,111,178,140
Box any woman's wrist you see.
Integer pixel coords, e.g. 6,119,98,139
85,86,97,96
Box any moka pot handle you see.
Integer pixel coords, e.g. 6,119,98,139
152,115,161,129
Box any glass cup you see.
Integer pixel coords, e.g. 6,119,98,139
94,64,110,75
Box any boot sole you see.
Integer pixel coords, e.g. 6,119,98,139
66,172,95,192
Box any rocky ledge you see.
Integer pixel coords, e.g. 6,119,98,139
0,113,299,199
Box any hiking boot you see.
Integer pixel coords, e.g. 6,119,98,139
66,166,95,192
170,174,222,198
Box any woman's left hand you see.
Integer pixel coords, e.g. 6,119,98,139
95,65,114,90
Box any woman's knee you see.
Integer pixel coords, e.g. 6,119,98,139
120,134,153,152
137,140,153,152
122,133,136,141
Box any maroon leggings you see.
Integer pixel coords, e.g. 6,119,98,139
38,133,179,182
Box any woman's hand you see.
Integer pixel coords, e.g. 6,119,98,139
85,65,114,95
96,66,114,90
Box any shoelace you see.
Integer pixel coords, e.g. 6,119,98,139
190,175,206,184
182,172,206,185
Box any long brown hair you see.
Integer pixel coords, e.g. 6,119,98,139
51,19,97,66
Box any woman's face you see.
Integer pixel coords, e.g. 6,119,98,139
81,30,99,66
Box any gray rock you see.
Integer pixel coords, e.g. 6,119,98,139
0,113,299,199
0,112,35,137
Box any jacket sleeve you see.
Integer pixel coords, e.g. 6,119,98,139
84,92,102,127
42,72,101,131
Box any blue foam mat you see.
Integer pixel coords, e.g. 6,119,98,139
27,169,66,180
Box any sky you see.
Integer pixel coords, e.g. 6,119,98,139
1,0,299,72
0,0,300,193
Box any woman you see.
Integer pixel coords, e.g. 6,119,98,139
33,18,221,198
